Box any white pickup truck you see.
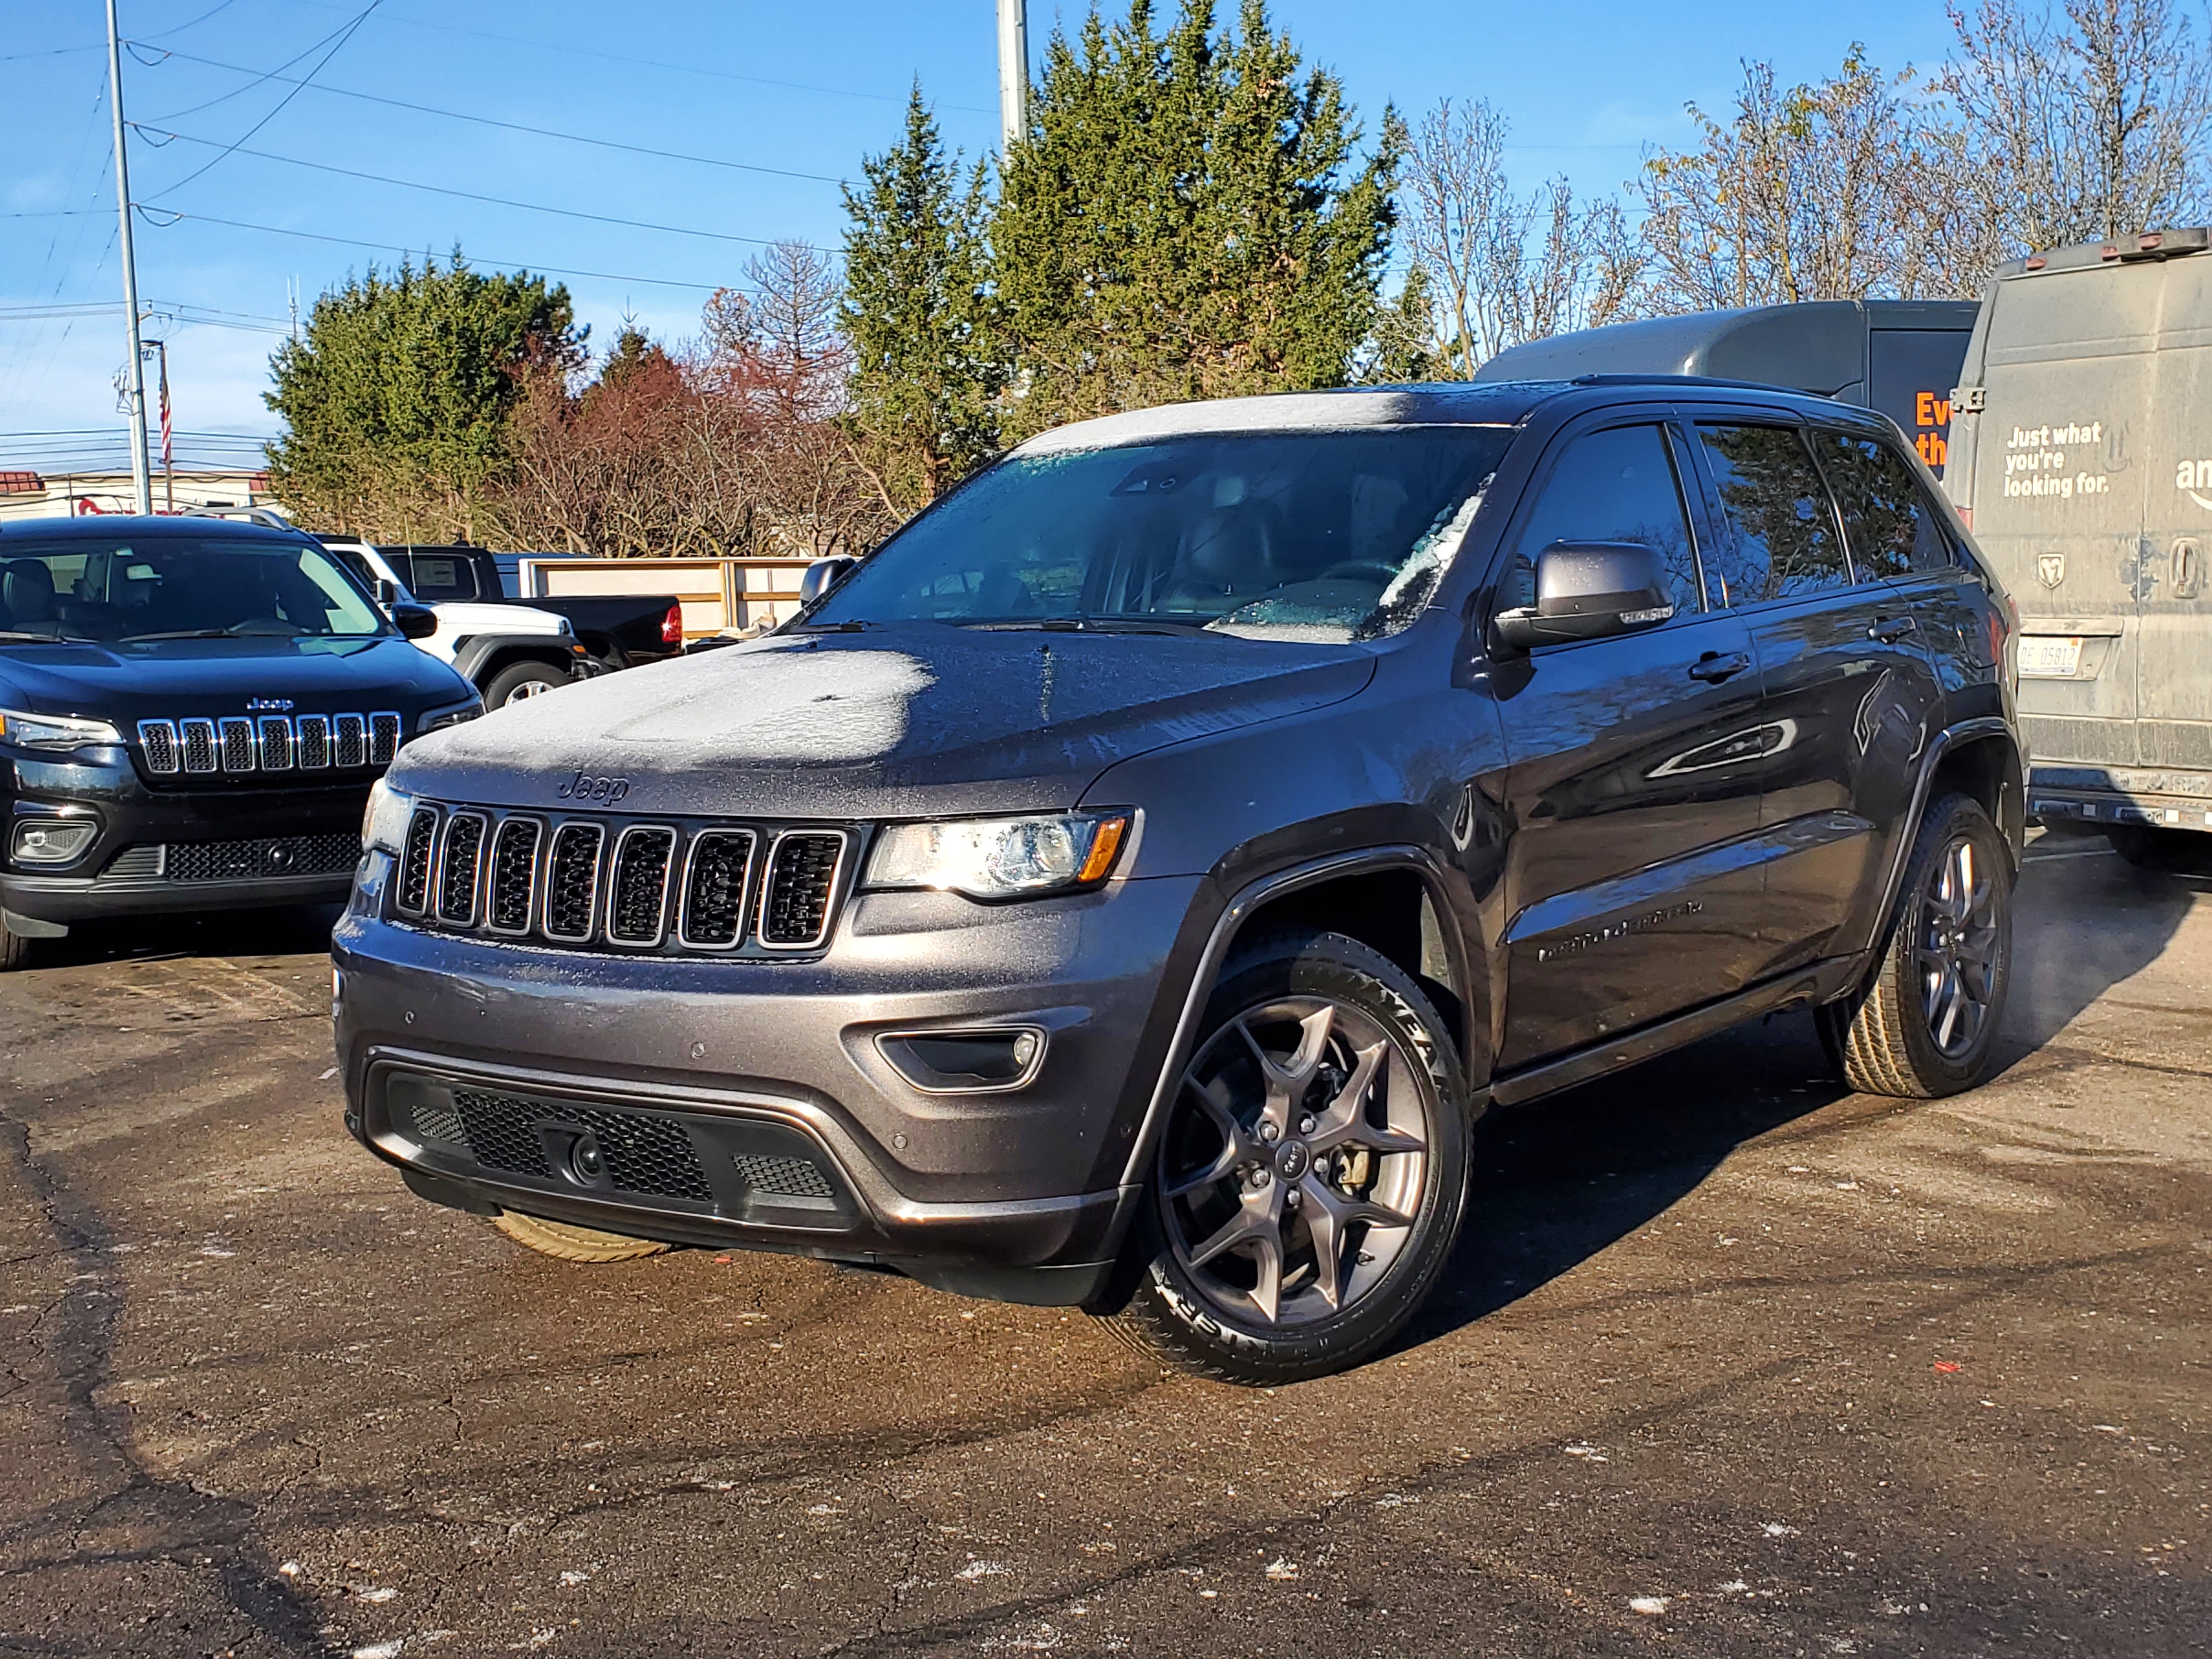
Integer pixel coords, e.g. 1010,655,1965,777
317,538,594,706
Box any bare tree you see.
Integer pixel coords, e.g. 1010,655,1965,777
1398,98,1644,376
1940,0,2212,257
1638,48,1965,312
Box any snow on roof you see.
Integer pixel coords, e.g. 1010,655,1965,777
1011,384,1548,456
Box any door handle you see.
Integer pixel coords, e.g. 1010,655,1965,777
1867,616,1918,643
1688,651,1752,683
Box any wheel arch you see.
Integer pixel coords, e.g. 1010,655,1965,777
1115,846,1485,1194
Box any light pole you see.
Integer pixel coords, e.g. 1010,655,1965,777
105,0,153,515
996,0,1029,157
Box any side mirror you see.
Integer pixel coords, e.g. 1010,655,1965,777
373,577,401,607
1494,541,1674,651
391,602,438,641
799,556,857,605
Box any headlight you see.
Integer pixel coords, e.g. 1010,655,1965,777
865,812,1130,899
0,707,123,752
362,778,415,856
417,696,484,733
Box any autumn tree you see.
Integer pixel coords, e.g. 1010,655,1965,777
1939,0,2212,258
266,253,580,539
1637,49,1967,312
1398,97,1646,375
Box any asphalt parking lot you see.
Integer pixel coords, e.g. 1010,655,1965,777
2,838,2205,1658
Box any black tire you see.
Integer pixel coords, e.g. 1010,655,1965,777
2107,825,2212,874
481,660,569,708
1098,929,1472,1385
0,924,31,972
1818,793,2012,1098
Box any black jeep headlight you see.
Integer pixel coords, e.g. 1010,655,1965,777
865,812,1131,900
417,695,484,733
0,707,123,753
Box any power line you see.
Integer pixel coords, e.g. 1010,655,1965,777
3,207,766,294
145,1,384,201
138,46,847,184
131,123,825,249
130,207,742,292
285,0,997,117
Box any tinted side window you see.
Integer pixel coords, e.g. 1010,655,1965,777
1696,424,1852,605
1501,424,1702,618
1810,431,1956,578
395,552,478,601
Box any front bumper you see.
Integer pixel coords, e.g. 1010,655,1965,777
334,855,1210,1304
4,745,370,930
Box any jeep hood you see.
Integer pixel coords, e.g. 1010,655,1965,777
390,625,1376,817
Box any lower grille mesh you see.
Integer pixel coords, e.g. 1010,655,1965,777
730,1152,834,1199
452,1090,715,1203
165,832,361,883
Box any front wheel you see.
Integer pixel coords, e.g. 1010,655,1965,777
482,660,569,707
1099,929,1471,1385
1819,792,2013,1098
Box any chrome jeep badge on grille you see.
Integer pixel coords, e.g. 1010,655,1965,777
245,697,295,712
556,770,630,804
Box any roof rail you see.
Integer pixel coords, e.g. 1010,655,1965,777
182,504,294,530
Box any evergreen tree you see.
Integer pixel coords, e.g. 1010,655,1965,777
991,0,1398,438
840,87,1000,507
265,253,581,539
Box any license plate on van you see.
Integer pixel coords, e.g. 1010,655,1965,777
2018,636,2083,678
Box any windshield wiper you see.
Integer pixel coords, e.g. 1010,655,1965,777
0,629,92,643
963,616,1215,636
120,628,234,641
791,619,872,633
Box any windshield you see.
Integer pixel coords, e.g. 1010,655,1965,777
810,427,1516,643
0,536,388,642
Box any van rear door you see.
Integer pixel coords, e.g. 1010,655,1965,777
2136,256,2212,816
1967,261,2154,788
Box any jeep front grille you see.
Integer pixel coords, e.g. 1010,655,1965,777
392,804,853,958
137,710,403,778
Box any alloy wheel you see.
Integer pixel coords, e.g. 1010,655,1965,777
1158,996,1431,1328
1917,832,2001,1059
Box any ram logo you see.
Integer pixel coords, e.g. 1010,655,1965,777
2038,553,2066,588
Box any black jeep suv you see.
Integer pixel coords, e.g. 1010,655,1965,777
336,379,2022,1383
1,516,479,967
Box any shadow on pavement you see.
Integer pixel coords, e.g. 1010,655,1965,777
1996,838,2199,1060
14,902,341,972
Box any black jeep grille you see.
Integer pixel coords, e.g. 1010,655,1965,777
392,805,852,958
136,709,402,779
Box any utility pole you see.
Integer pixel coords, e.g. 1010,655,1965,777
105,0,152,516
996,0,1029,156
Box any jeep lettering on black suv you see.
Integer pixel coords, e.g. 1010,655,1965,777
1,516,480,968
336,379,2022,1383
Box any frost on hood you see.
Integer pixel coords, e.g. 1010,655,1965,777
410,640,937,769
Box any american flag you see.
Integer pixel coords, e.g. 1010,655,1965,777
157,351,172,474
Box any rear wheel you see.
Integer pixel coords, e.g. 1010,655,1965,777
491,1210,669,1263
1819,793,2012,1098
482,660,568,707
2107,825,2212,874
1099,930,1471,1385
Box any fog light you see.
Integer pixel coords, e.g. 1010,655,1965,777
877,1027,1048,1093
12,819,95,865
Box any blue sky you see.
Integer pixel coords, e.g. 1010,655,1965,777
1,0,1967,463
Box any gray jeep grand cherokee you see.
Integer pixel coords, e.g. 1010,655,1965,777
336,379,2023,1383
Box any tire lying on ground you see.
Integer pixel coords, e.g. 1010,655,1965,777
492,1210,670,1262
